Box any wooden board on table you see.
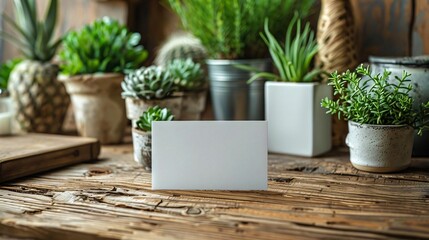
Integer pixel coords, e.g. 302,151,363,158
0,134,100,183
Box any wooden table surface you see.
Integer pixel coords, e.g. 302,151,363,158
1,142,429,240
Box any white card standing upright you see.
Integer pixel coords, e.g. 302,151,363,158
152,121,267,190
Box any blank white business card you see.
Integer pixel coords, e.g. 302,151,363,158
152,121,267,190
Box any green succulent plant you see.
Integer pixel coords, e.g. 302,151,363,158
321,65,429,135
243,14,321,83
168,58,205,91
136,106,174,132
0,58,22,89
121,66,176,100
60,17,148,75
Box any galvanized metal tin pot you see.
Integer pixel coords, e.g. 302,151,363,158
206,59,271,120
369,56,429,157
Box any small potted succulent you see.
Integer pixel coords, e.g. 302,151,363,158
133,106,174,171
321,65,429,173
245,16,331,157
168,0,314,120
58,17,148,144
168,58,207,120
121,65,181,123
1,0,69,133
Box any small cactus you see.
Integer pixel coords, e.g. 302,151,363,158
136,106,174,132
154,33,207,66
121,66,176,100
168,58,206,91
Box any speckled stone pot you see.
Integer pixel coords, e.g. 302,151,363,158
346,121,414,173
125,96,182,124
132,128,152,171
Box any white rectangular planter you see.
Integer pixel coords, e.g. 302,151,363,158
265,82,332,157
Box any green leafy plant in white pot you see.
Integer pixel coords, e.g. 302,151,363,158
168,0,314,120
59,17,148,144
168,58,206,120
321,65,429,172
245,15,331,157
121,65,181,124
133,106,174,171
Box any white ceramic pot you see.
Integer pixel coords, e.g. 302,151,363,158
132,128,152,171
180,90,207,120
59,73,126,144
265,82,332,157
346,121,414,173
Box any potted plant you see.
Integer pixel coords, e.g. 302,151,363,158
168,0,314,120
121,65,181,124
321,65,429,172
0,0,70,133
0,58,21,135
244,15,331,157
133,106,174,171
168,58,206,120
58,17,148,144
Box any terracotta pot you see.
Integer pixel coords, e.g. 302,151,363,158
125,96,182,122
346,121,414,173
132,128,152,171
59,73,126,144
180,90,207,120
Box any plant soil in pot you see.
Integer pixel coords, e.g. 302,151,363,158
346,121,413,172
133,106,174,171
122,66,181,124
322,65,429,173
59,73,126,144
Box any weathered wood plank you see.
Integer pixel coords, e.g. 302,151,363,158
412,0,429,55
0,143,428,240
351,0,413,61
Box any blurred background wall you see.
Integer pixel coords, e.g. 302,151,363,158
1,0,429,64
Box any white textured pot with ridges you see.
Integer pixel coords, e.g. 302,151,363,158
265,82,332,156
346,121,414,172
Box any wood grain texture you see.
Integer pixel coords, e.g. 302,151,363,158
351,0,413,61
0,134,100,182
412,0,429,55
1,143,428,240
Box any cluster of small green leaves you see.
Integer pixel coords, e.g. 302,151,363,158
121,66,176,100
0,58,22,89
0,0,61,62
321,64,429,134
168,0,314,59
168,58,205,91
136,106,174,132
60,17,148,75
242,14,321,83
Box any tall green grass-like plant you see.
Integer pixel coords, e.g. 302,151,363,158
321,65,429,135
244,14,321,83
168,0,314,59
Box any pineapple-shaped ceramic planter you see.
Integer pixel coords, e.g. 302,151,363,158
4,0,69,133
